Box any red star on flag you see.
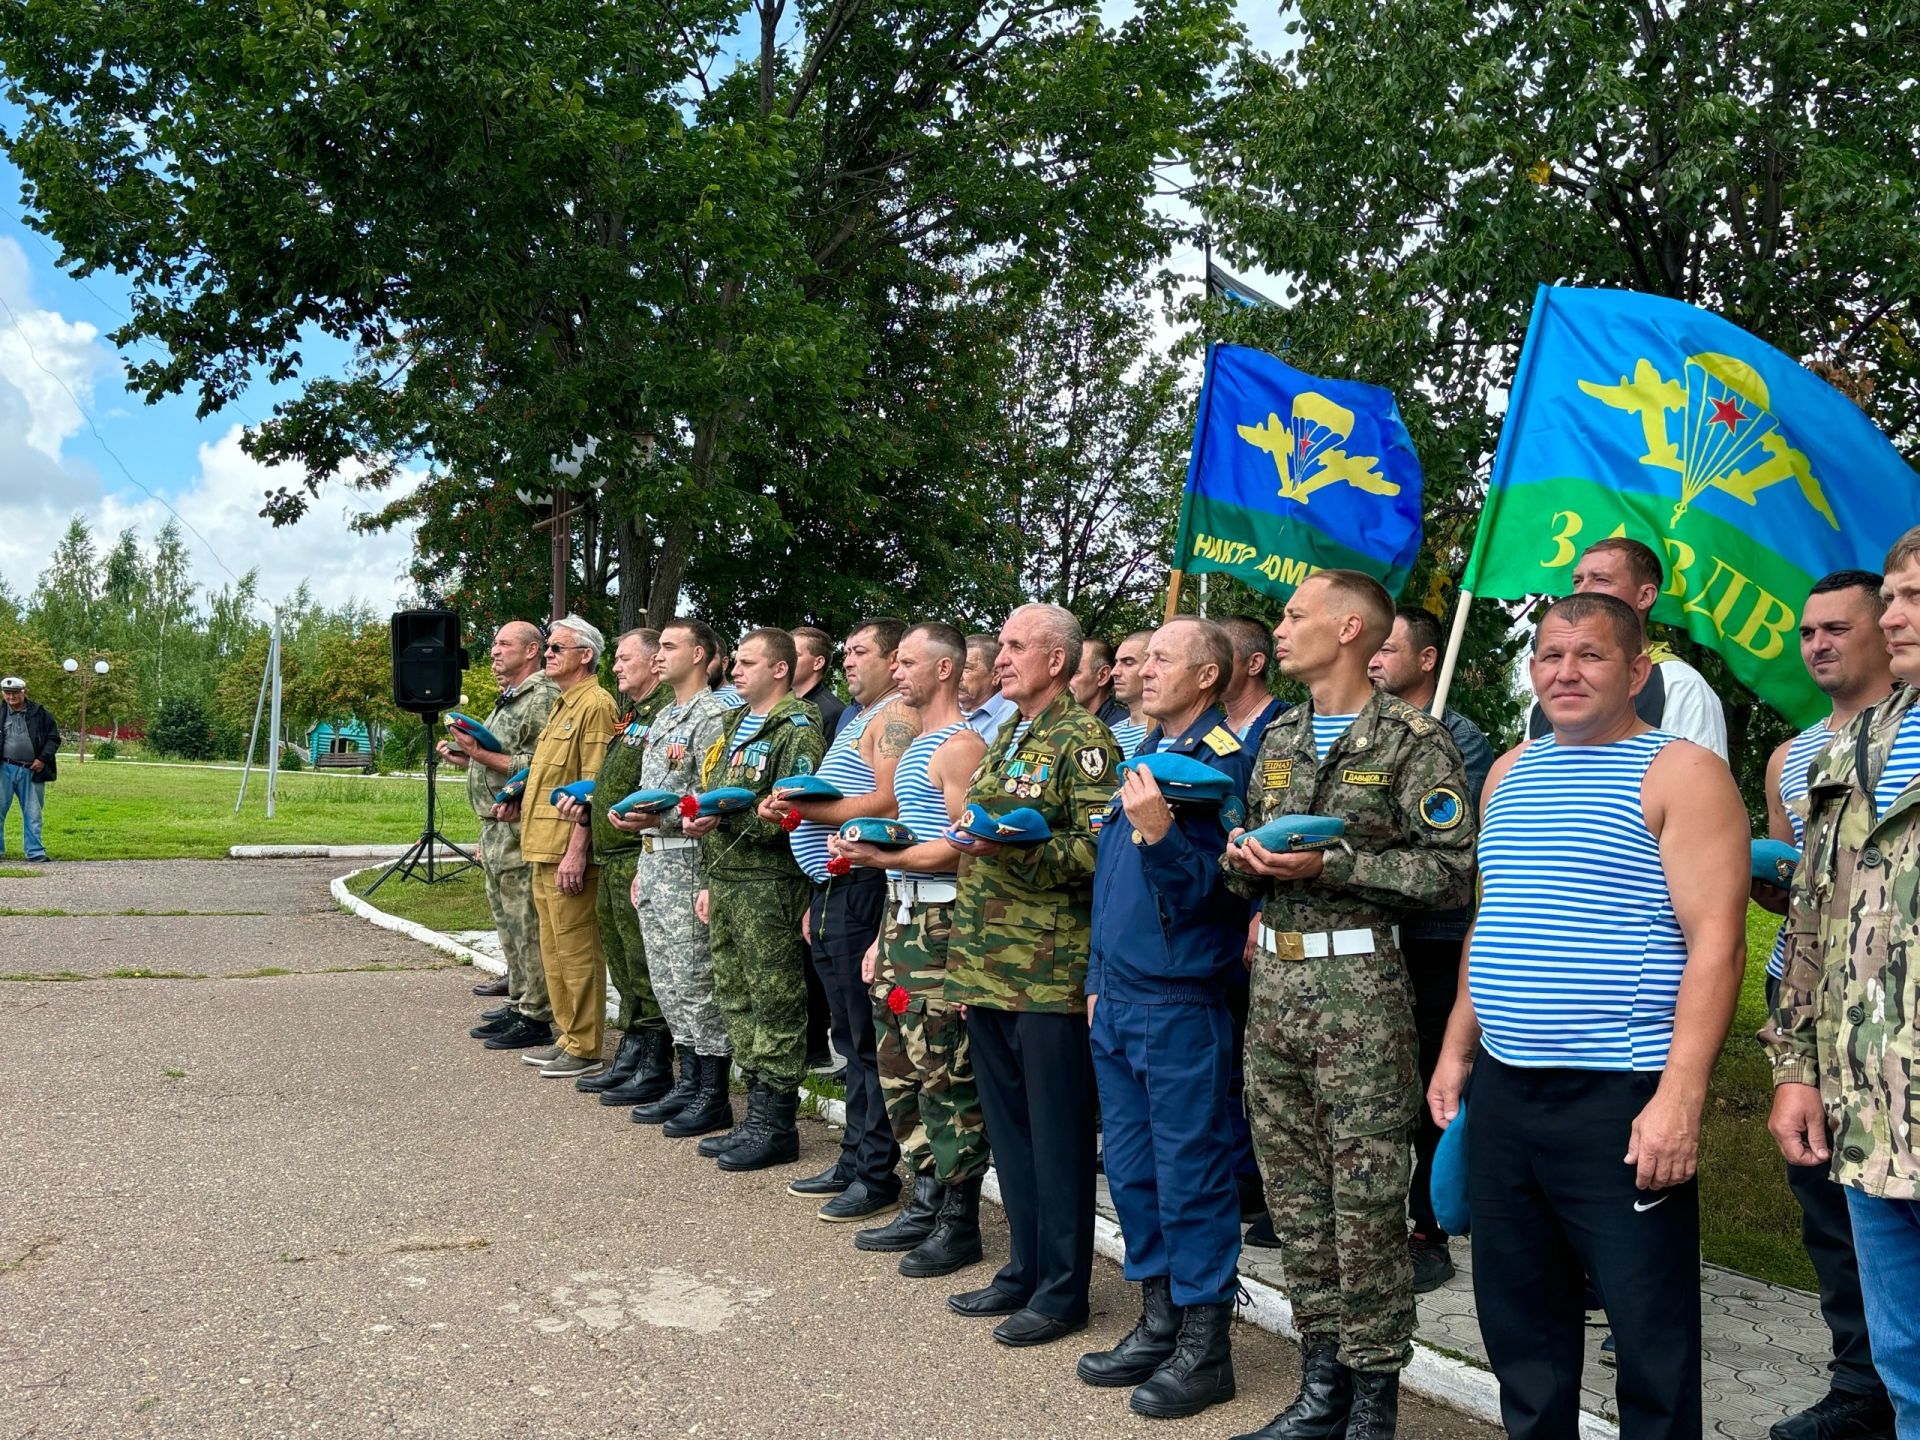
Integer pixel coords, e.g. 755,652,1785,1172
1708,395,1747,434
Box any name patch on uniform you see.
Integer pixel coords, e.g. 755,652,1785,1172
1342,769,1391,786
1261,760,1294,789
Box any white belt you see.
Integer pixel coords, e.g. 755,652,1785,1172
643,835,699,853
889,876,958,923
1257,923,1399,961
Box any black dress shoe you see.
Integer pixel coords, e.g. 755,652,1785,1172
1770,1388,1898,1440
469,1012,517,1039
1244,1211,1282,1248
993,1308,1087,1348
788,1161,854,1198
818,1180,900,1223
481,1015,554,1050
479,1002,513,1021
472,976,509,997
947,1285,1025,1318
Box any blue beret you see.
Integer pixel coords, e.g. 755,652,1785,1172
1431,1099,1471,1237
691,785,760,817
549,778,596,807
1752,839,1801,886
839,817,921,848
1235,814,1346,851
494,767,529,804
773,774,845,801
954,801,1053,845
610,788,682,817
446,711,504,752
1118,751,1237,806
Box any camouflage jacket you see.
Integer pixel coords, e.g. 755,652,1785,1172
697,693,825,882
1764,684,1920,1198
1223,690,1477,935
464,671,561,826
945,689,1121,1014
589,684,674,863
634,689,735,839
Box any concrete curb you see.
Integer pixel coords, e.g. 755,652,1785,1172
334,867,1612,1437
237,843,474,859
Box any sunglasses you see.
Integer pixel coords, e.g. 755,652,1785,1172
544,642,589,654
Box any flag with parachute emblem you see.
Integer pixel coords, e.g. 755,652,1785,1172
1463,284,1920,726
1172,344,1425,600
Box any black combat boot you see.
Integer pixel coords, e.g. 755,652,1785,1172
717,1087,801,1171
695,1071,758,1153
1077,1275,1180,1387
1230,1336,1352,1440
854,1173,945,1253
667,1055,737,1140
596,1027,673,1105
632,1046,698,1125
898,1175,984,1278
575,1028,647,1094
1130,1300,1237,1418
1342,1371,1398,1440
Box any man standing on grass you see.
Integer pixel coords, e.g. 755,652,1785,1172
1769,528,1920,1440
0,677,59,864
518,614,621,1081
444,623,560,1051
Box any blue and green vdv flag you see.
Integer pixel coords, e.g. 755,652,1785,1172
1173,344,1425,599
1463,284,1920,726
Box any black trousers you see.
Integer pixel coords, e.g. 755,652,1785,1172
1404,934,1463,1237
968,1005,1097,1322
1764,977,1885,1398
1469,1055,1701,1440
808,872,898,1191
804,934,832,1061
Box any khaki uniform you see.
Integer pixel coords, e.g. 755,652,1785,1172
465,673,561,1020
524,675,620,1060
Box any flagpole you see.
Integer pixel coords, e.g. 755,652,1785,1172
1164,570,1186,622
1431,283,1554,717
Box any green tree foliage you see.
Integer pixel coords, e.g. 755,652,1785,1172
147,694,216,761
1196,0,1920,779
2,0,1239,630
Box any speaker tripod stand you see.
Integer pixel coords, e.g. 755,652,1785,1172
365,712,477,894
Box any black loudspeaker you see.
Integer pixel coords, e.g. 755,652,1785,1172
391,608,467,714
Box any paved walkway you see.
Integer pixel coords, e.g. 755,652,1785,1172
0,860,1492,1440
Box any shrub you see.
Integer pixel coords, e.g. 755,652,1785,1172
279,747,304,771
146,694,215,760
91,739,118,760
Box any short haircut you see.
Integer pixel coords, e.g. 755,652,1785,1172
791,625,833,662
499,619,545,649
850,616,908,655
1162,617,1233,700
1536,592,1642,660
550,613,606,663
615,627,660,654
904,621,966,667
1083,637,1116,673
740,625,797,674
1011,603,1084,682
1882,523,1920,577
1311,569,1395,651
965,633,998,662
1122,628,1153,650
1809,569,1888,617
662,617,721,663
1583,536,1664,591
1394,604,1444,657
1218,614,1273,667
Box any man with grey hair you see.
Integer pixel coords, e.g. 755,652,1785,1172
943,601,1120,1348
448,620,562,1049
516,614,621,1078
961,632,1016,745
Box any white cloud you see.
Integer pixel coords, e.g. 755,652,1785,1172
0,236,107,459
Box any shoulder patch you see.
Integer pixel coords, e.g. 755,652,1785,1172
1075,745,1112,782
1202,725,1241,756
1420,786,1466,831
790,713,812,726
1405,712,1436,737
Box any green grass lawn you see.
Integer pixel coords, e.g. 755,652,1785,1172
345,863,493,935
17,760,476,860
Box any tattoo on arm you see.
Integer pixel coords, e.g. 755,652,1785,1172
878,718,916,761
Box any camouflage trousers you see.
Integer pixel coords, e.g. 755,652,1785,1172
635,845,729,1057
1244,939,1418,1373
873,898,990,1185
596,852,663,1034
480,837,549,1022
708,872,811,1090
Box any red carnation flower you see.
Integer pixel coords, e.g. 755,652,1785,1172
780,808,803,832
678,794,700,818
887,985,910,1015
826,856,851,877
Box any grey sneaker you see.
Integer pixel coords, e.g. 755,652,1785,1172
539,1050,605,1080
521,1044,564,1067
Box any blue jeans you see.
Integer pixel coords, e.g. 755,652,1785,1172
0,761,45,858
1845,1188,1920,1440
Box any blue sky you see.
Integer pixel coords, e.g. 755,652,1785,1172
0,3,1289,619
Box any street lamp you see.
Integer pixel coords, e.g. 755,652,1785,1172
62,657,109,763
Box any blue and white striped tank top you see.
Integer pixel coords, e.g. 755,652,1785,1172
1874,706,1920,818
1767,721,1834,979
888,722,965,883
1469,731,1685,1071
791,696,896,881
1110,719,1148,759
1310,713,1357,761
